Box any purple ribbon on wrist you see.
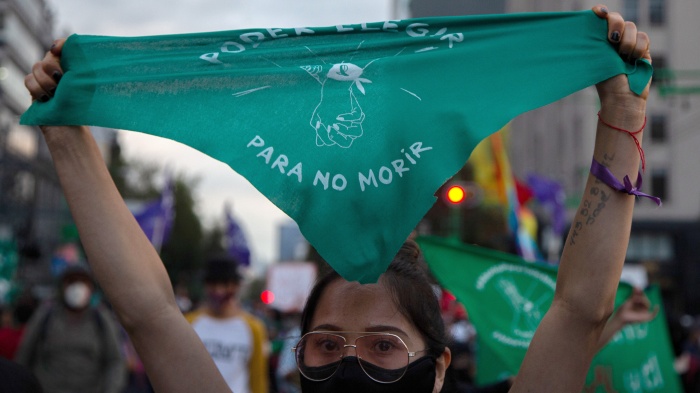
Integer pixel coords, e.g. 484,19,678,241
590,159,662,206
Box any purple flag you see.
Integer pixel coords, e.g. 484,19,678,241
133,174,174,252
225,205,251,267
526,174,566,236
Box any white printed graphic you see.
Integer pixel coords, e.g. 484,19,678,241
202,20,466,149
496,278,545,339
623,353,665,392
476,263,556,348
301,62,372,148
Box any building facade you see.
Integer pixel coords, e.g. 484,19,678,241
0,0,66,290
403,0,700,315
278,221,309,262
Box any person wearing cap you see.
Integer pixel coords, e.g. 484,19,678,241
185,256,269,393
15,265,126,393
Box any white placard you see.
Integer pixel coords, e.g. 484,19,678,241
266,262,317,312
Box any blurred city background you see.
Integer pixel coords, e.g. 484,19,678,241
1,0,699,392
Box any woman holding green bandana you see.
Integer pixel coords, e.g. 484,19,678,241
24,4,651,392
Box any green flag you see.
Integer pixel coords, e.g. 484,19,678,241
21,11,652,283
418,236,682,392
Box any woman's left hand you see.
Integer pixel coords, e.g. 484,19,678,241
592,4,651,106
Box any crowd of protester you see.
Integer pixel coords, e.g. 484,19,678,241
3,260,700,393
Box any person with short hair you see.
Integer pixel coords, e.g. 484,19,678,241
184,257,269,393
0,296,37,360
15,266,126,393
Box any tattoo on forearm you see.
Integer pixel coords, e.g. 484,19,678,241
585,187,611,225
569,220,584,246
568,152,615,246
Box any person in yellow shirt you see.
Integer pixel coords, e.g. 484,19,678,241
185,257,268,393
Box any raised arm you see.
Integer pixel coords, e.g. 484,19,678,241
25,39,230,393
512,5,652,391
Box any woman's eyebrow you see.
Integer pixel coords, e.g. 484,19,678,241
311,324,343,331
309,324,410,338
364,325,410,337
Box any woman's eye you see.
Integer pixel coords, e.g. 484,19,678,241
320,340,340,351
373,340,394,352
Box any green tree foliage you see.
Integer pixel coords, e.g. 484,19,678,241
107,136,129,196
107,139,160,200
160,176,204,288
201,224,225,258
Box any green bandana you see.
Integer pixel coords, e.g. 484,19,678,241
21,11,652,283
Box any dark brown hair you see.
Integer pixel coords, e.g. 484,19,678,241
300,240,447,358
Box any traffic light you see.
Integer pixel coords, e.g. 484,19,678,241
446,184,467,205
441,181,481,208
260,290,275,305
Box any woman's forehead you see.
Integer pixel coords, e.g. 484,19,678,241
317,280,395,313
309,279,424,346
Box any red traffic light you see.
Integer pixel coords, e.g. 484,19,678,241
446,185,466,204
441,181,481,207
261,290,275,305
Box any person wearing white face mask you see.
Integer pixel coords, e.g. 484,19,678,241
15,265,127,393
63,279,92,310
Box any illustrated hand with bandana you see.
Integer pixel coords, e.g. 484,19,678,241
304,63,371,148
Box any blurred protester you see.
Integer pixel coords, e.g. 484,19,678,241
0,356,44,392
185,256,269,393
275,325,301,393
0,305,10,327
0,305,15,358
15,265,126,393
174,283,193,314
596,287,659,351
0,297,37,360
440,290,478,386
677,318,700,392
275,311,302,393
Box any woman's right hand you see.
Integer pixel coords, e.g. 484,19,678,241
24,38,66,103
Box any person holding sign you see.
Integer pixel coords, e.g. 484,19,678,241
24,5,652,392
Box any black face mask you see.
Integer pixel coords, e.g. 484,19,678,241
300,355,437,393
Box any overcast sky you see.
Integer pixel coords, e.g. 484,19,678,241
46,0,395,266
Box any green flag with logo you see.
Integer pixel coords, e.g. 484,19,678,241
418,236,682,392
21,11,652,283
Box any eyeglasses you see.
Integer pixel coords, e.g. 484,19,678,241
292,331,427,384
